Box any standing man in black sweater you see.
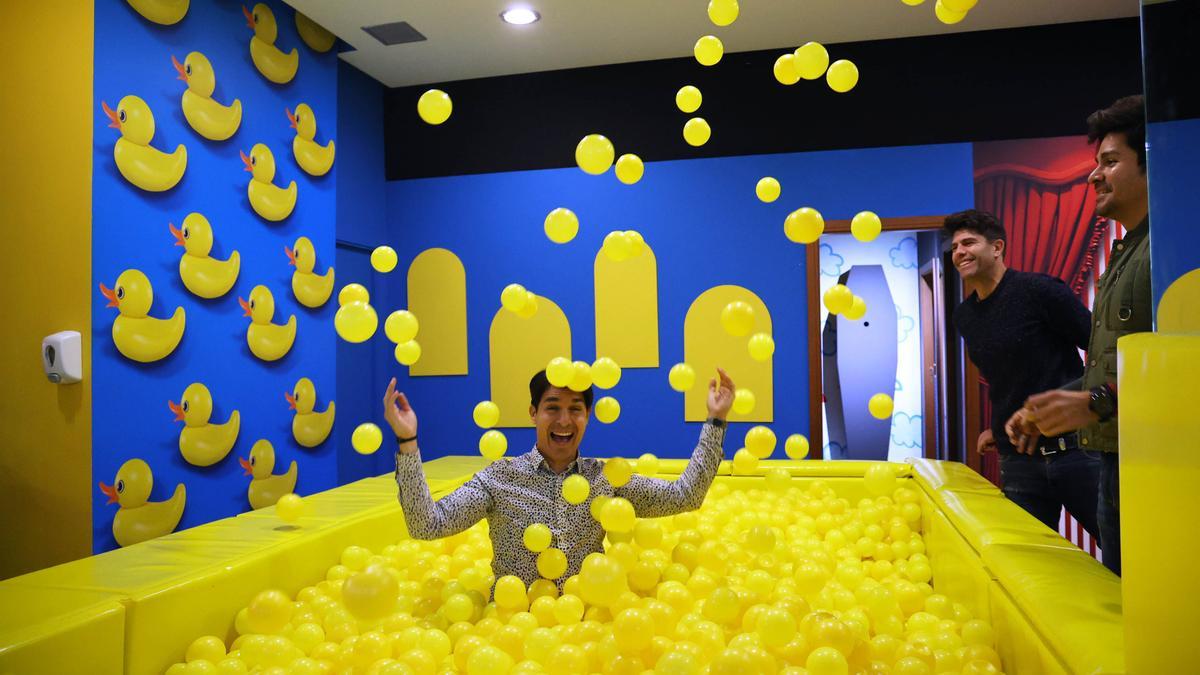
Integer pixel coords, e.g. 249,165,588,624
946,210,1100,539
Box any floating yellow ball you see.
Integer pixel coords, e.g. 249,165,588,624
603,457,633,488
275,493,304,522
544,208,579,244
567,360,592,392
394,339,421,366
943,0,978,9
869,393,894,419
683,117,711,147
479,430,508,460
676,85,702,113
733,388,756,415
614,154,644,185
756,176,781,203
595,396,621,424
472,400,500,428
668,363,696,392
694,35,724,66
370,245,397,273
351,423,382,455
524,523,553,553
843,295,867,321
537,548,568,580
707,0,739,26
745,425,777,458
824,284,854,314
851,210,882,242
794,42,830,80
785,206,825,244
721,301,755,336
773,54,800,85
500,283,528,313
417,89,452,125
514,291,539,319
591,357,622,389
600,497,636,532
335,301,378,343
936,0,969,24
732,448,759,475
575,134,615,175
384,310,419,343
826,59,860,93
864,463,898,497
562,474,590,504
338,283,369,306
637,453,660,476
748,332,775,361
603,230,635,262
785,433,811,459
546,357,574,387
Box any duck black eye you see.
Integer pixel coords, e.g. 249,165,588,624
250,456,257,466
119,110,127,122
117,480,125,493
250,155,257,166
116,286,125,300
249,300,256,310
182,400,190,413
182,227,190,239
253,12,259,23
185,64,192,75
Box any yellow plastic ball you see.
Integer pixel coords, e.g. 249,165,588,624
851,210,882,242
568,361,592,392
693,35,724,66
721,301,755,336
442,593,475,624
543,208,578,244
755,177,781,203
394,339,422,366
553,594,585,625
935,0,968,24
747,332,775,361
384,310,419,343
676,85,702,113
335,301,378,343
603,230,635,262
275,493,304,522
187,636,227,663
902,0,926,4
732,388,756,415
537,548,568,580
370,246,397,273
756,607,796,647
594,397,621,424
785,434,810,459
668,363,696,392
589,494,610,521
745,425,777,458
868,393,894,419
351,423,383,455
417,89,452,125
246,590,292,634
591,357,622,389
603,458,633,488
479,430,508,460
794,42,830,80
613,607,654,653
524,523,553,553
473,400,500,428
784,206,825,243
824,284,854,314
494,576,529,611
683,118,711,147
546,357,574,388
614,154,644,185
806,646,849,675
773,53,800,85
501,283,529,313
636,453,660,476
842,295,867,321
864,463,898,497
732,448,759,475
707,0,739,26
600,497,636,533
826,59,860,93
624,230,646,257
518,291,539,319
466,644,513,675
338,283,369,306
562,474,590,504
943,0,978,9
575,134,615,175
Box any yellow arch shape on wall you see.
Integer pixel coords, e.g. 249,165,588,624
595,246,660,367
1157,268,1200,334
489,296,572,427
682,285,773,423
407,248,468,375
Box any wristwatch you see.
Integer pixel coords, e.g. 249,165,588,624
1088,384,1117,423
706,417,727,429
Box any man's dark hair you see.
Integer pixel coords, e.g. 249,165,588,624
942,209,1007,247
1087,95,1146,169
529,370,593,410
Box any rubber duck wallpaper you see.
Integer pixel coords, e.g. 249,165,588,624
243,3,298,84
238,285,296,361
288,104,335,176
169,382,240,467
103,95,187,192
241,143,296,221
99,458,186,547
173,52,242,141
170,213,240,299
125,0,189,26
240,439,297,510
99,269,185,363
287,377,334,447
287,236,334,308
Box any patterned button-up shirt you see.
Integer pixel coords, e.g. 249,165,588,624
395,423,726,587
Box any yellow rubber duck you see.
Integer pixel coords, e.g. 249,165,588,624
243,3,298,84
99,269,186,363
103,96,187,192
125,0,189,26
288,104,335,176
241,143,296,221
287,236,334,307
173,52,242,141
287,377,335,447
239,285,296,361
169,382,240,467
99,458,186,547
240,439,297,510
170,213,240,298
295,11,336,52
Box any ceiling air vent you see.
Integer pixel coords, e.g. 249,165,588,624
362,21,427,46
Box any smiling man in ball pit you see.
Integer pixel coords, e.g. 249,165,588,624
385,367,735,589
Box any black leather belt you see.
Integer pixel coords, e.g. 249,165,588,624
1036,432,1080,456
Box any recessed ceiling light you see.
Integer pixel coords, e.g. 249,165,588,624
500,7,540,25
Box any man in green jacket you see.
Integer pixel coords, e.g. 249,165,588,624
1006,95,1151,576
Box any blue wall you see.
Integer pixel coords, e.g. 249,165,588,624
1146,118,1200,312
382,143,974,463
92,0,339,552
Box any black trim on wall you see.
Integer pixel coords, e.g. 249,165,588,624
1141,0,1200,123
383,18,1141,180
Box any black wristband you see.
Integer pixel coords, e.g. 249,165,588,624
706,417,727,429
396,434,417,444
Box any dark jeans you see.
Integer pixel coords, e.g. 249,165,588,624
999,449,1101,541
1097,451,1121,576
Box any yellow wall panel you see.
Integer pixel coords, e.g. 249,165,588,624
407,248,468,375
682,286,773,422
489,297,572,427
0,0,94,578
595,247,659,367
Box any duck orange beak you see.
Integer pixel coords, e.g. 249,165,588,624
99,482,120,505
99,283,119,308
168,400,185,422
171,55,188,82
240,150,254,173
239,457,254,476
238,296,252,317
242,5,255,29
285,245,296,266
101,101,121,130
169,222,186,247
286,107,298,130
285,391,298,410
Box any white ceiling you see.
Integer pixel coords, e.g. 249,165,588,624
282,0,1139,88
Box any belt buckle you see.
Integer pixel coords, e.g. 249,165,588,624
1041,438,1068,456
